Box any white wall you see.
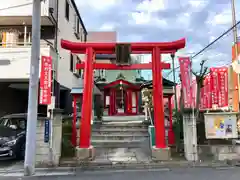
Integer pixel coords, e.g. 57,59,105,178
0,46,51,79
57,0,84,89
0,0,51,16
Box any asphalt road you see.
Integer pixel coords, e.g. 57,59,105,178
1,167,240,180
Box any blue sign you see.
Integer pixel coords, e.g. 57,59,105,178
44,119,50,143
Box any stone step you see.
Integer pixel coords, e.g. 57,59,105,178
92,131,148,136
91,139,148,148
91,134,149,141
91,127,148,133
92,125,148,130
102,115,145,121
93,122,147,127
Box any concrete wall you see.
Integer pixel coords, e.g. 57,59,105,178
35,110,63,166
87,31,117,42
0,46,52,79
198,145,240,161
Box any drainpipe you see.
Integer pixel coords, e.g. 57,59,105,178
23,24,27,46
48,0,59,165
51,0,60,108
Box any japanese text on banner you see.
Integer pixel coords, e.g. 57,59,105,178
210,68,219,108
217,68,228,107
178,57,192,108
39,56,52,105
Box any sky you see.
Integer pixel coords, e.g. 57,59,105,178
76,0,240,81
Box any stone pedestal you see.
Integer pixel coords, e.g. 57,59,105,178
35,109,63,167
183,111,198,161
75,146,95,160
151,146,171,161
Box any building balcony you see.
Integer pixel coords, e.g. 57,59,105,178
0,0,57,26
0,41,56,81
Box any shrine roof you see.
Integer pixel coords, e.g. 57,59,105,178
140,78,176,88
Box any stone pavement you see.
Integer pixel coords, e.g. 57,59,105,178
2,166,240,179
0,159,237,178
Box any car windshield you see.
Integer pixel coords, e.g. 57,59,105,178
0,117,26,130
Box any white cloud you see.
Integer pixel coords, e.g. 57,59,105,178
78,0,120,11
211,9,232,26
130,11,168,28
120,35,143,42
136,0,166,13
99,23,116,31
176,12,191,29
189,0,208,9
130,12,152,25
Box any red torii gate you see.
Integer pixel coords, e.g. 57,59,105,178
61,39,186,150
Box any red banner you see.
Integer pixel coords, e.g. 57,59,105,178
191,79,197,108
205,75,212,108
200,75,211,109
209,67,228,108
217,67,228,107
39,56,52,105
210,68,219,108
179,57,192,108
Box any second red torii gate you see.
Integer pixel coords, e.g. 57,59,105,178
61,38,186,149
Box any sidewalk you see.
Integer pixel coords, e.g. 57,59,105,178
0,167,75,177
0,158,239,177
59,158,235,170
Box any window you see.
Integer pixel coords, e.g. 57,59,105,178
70,53,73,72
76,56,82,77
83,32,87,42
0,118,26,130
74,15,80,39
76,19,80,34
65,0,69,21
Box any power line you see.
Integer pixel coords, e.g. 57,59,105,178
192,20,240,59
166,20,240,77
0,3,32,11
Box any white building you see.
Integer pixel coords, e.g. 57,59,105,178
0,0,87,116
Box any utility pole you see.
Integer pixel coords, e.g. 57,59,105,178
231,0,240,111
231,0,238,45
170,53,181,151
171,53,178,110
24,0,42,176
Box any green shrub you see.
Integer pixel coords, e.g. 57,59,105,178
61,121,75,157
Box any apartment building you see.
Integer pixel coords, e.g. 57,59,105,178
0,0,87,116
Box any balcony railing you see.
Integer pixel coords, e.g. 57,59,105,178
0,40,54,48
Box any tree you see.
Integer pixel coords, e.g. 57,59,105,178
191,59,208,121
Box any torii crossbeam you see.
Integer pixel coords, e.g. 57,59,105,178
61,38,186,151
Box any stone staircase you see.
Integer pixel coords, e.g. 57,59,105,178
91,116,149,148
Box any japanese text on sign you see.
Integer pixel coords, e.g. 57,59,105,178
39,56,52,105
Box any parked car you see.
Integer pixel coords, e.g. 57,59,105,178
0,113,46,160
